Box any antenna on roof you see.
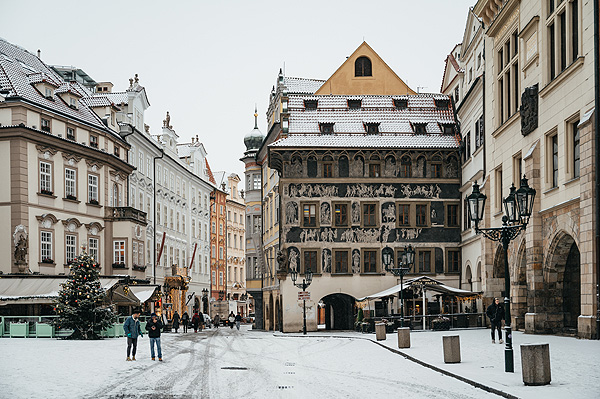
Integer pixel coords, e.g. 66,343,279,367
417,86,427,93
254,104,258,129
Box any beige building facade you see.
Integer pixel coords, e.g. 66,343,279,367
473,0,597,338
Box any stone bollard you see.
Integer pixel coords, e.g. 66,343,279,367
442,335,461,363
397,327,411,348
521,343,551,386
375,323,386,341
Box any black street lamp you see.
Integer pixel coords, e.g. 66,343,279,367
467,175,536,373
384,245,415,328
218,290,225,301
290,266,313,335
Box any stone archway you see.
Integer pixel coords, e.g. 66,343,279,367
493,245,506,279
544,232,581,333
464,264,473,291
320,293,355,330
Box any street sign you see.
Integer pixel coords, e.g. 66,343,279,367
298,291,310,300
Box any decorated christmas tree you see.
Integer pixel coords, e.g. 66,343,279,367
55,249,116,339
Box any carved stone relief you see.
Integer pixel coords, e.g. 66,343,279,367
288,183,338,198
384,157,396,177
399,184,441,199
352,249,360,274
520,83,538,136
285,201,298,225
382,202,396,223
288,247,299,271
345,184,397,198
320,202,331,225
351,202,360,224
350,157,364,177
322,249,332,273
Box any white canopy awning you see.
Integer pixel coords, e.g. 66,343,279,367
0,277,120,304
129,286,159,304
356,282,409,301
357,276,481,302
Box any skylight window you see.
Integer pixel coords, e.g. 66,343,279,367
364,122,380,135
434,99,450,109
348,99,362,109
394,99,408,109
412,122,427,134
319,123,334,134
304,99,318,109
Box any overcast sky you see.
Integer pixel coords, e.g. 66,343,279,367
2,0,474,180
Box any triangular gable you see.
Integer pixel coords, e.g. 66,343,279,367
315,42,415,96
461,9,483,54
440,44,462,93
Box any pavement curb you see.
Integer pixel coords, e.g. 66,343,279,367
273,332,520,399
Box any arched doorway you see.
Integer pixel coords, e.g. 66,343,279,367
563,242,580,330
268,294,274,331
545,232,581,333
320,293,355,330
275,297,282,332
464,265,473,291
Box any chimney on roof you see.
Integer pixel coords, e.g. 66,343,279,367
37,49,41,59
196,134,199,143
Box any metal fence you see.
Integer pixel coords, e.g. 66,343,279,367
360,312,486,333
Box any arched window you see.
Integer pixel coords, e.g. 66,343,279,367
307,156,317,178
338,156,349,177
112,183,119,207
399,156,412,178
355,56,372,77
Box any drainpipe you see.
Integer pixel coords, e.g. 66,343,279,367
593,0,599,340
153,149,165,285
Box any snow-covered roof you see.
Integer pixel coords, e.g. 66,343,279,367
0,38,122,136
285,94,455,135
283,76,325,94
269,134,459,149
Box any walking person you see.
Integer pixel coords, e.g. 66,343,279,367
123,309,143,361
192,312,202,333
213,314,220,329
228,312,235,329
145,313,163,361
172,311,180,333
486,298,505,344
181,311,190,333
235,312,242,331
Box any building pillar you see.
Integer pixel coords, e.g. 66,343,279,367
577,112,597,339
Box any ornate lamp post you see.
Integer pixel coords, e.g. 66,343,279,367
290,266,313,335
384,245,415,328
218,290,225,301
467,175,536,373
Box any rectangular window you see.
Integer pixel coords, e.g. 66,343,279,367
132,241,138,266
559,11,566,72
513,154,523,186
219,246,223,260
368,163,381,178
41,117,50,132
41,231,53,262
398,204,410,226
66,234,76,263
333,203,348,227
40,161,52,194
113,241,125,264
252,174,260,190
89,237,99,263
495,168,503,212
303,204,317,227
304,250,318,274
90,135,98,148
362,203,377,227
416,204,428,226
418,250,431,273
66,127,75,140
65,168,76,199
463,199,471,230
447,204,459,227
323,163,333,178
431,162,442,178
363,250,377,273
572,0,578,62
88,174,98,203
447,250,460,273
114,145,120,157
334,250,348,273
573,120,580,178
552,134,559,187
549,22,556,79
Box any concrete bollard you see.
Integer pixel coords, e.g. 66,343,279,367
521,343,551,386
375,323,386,341
442,335,461,363
397,327,411,348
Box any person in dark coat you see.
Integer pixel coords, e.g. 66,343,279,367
486,298,505,343
191,312,203,332
235,312,242,331
145,313,163,361
213,314,220,328
172,311,180,333
123,309,143,361
181,312,190,333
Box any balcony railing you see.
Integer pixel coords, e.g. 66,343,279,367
106,207,147,225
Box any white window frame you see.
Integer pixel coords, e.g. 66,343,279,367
65,168,76,198
41,231,53,262
66,234,76,263
113,240,125,265
40,161,52,193
88,174,98,202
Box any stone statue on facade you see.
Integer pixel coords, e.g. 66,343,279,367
13,225,28,272
520,84,539,136
163,111,172,129
276,249,288,270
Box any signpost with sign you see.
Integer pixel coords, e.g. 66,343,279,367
298,291,310,301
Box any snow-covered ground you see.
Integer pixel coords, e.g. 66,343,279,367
283,328,600,399
1,325,499,399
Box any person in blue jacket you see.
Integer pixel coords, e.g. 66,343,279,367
123,309,143,361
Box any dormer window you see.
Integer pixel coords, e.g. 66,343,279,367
66,127,75,140
355,56,372,77
90,135,98,148
364,122,380,135
348,99,362,109
394,99,408,109
304,99,318,109
69,97,78,109
441,123,455,135
114,145,120,157
319,123,335,134
434,99,450,109
412,122,427,134
44,87,53,98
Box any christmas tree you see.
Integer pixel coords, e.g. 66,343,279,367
55,249,116,339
